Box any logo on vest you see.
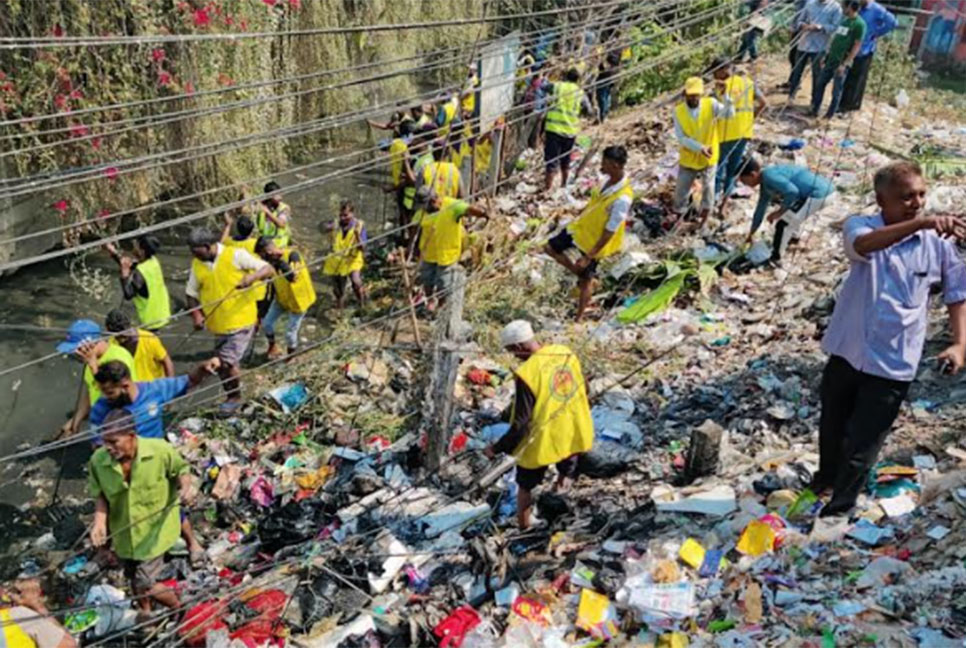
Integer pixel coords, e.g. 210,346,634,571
550,366,578,402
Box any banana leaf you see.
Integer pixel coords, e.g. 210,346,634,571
617,268,690,324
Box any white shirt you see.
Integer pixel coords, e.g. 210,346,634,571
185,244,268,299
602,177,633,232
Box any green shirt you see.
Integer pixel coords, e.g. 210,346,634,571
827,15,867,66
83,343,138,405
87,437,189,560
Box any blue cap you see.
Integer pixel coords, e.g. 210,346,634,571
56,319,101,354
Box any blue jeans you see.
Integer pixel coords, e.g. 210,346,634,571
596,87,613,122
715,138,749,200
811,61,849,117
262,299,306,350
787,50,822,99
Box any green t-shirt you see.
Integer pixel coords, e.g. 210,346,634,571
827,15,867,66
88,437,189,560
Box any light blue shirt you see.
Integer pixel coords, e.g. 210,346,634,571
858,1,898,56
795,0,844,53
822,214,966,381
750,164,834,234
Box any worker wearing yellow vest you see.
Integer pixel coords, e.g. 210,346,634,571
105,309,174,382
254,237,317,358
0,578,77,648
55,318,139,439
385,120,418,235
412,186,489,308
545,146,633,321
185,228,273,410
257,181,292,248
323,200,367,310
461,64,479,115
543,68,592,192
404,127,439,254
105,235,172,331
221,212,273,322
485,320,593,530
435,94,461,137
711,58,766,212
420,141,465,201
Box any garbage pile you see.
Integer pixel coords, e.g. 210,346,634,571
5,60,966,647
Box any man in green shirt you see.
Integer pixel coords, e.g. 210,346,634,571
810,1,866,118
88,409,197,616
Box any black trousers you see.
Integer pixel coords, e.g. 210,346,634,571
817,355,910,512
839,52,874,113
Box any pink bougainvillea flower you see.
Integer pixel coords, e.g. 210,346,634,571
151,48,166,62
193,8,211,27
91,137,102,150
0,82,14,94
262,0,277,5
52,199,69,212
104,167,119,181
288,0,301,8
98,209,111,219
217,73,233,86
184,81,195,95
69,88,83,100
239,20,248,31
224,15,234,26
53,94,69,110
52,24,64,38
0,71,6,80
158,71,172,86
68,123,89,138
177,1,188,11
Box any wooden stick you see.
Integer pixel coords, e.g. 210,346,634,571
397,253,423,350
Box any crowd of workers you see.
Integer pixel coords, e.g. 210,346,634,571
7,0,964,641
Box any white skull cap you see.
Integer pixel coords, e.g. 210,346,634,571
500,320,535,348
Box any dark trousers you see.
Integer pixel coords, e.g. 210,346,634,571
787,50,821,99
715,138,748,200
817,355,910,512
737,27,763,61
839,52,874,112
596,86,613,122
811,61,849,118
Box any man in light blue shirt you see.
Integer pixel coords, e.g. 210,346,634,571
816,161,966,516
738,157,835,261
839,0,898,112
786,0,843,100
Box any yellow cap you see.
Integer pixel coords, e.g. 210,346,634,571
684,76,705,95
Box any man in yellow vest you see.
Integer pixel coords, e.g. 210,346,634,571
673,76,734,229
711,58,766,212
322,200,367,310
419,140,465,201
185,228,273,409
435,94,461,138
0,578,77,647
56,319,139,439
386,120,418,235
105,309,174,383
544,145,633,321
412,186,489,308
257,180,292,248
105,235,171,331
485,320,594,530
543,68,593,192
254,236,317,357
461,64,480,116
222,213,273,324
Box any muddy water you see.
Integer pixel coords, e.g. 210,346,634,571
0,158,391,507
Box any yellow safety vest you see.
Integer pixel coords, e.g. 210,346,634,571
716,75,754,142
257,201,292,248
128,329,168,382
274,249,317,314
545,82,581,138
223,237,267,301
449,121,474,169
512,344,593,470
676,97,719,170
323,220,365,277
421,197,468,266
132,256,171,330
0,609,36,648
421,161,461,200
568,177,633,259
192,247,258,334
416,114,432,128
461,74,479,114
438,97,459,137
389,138,408,188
